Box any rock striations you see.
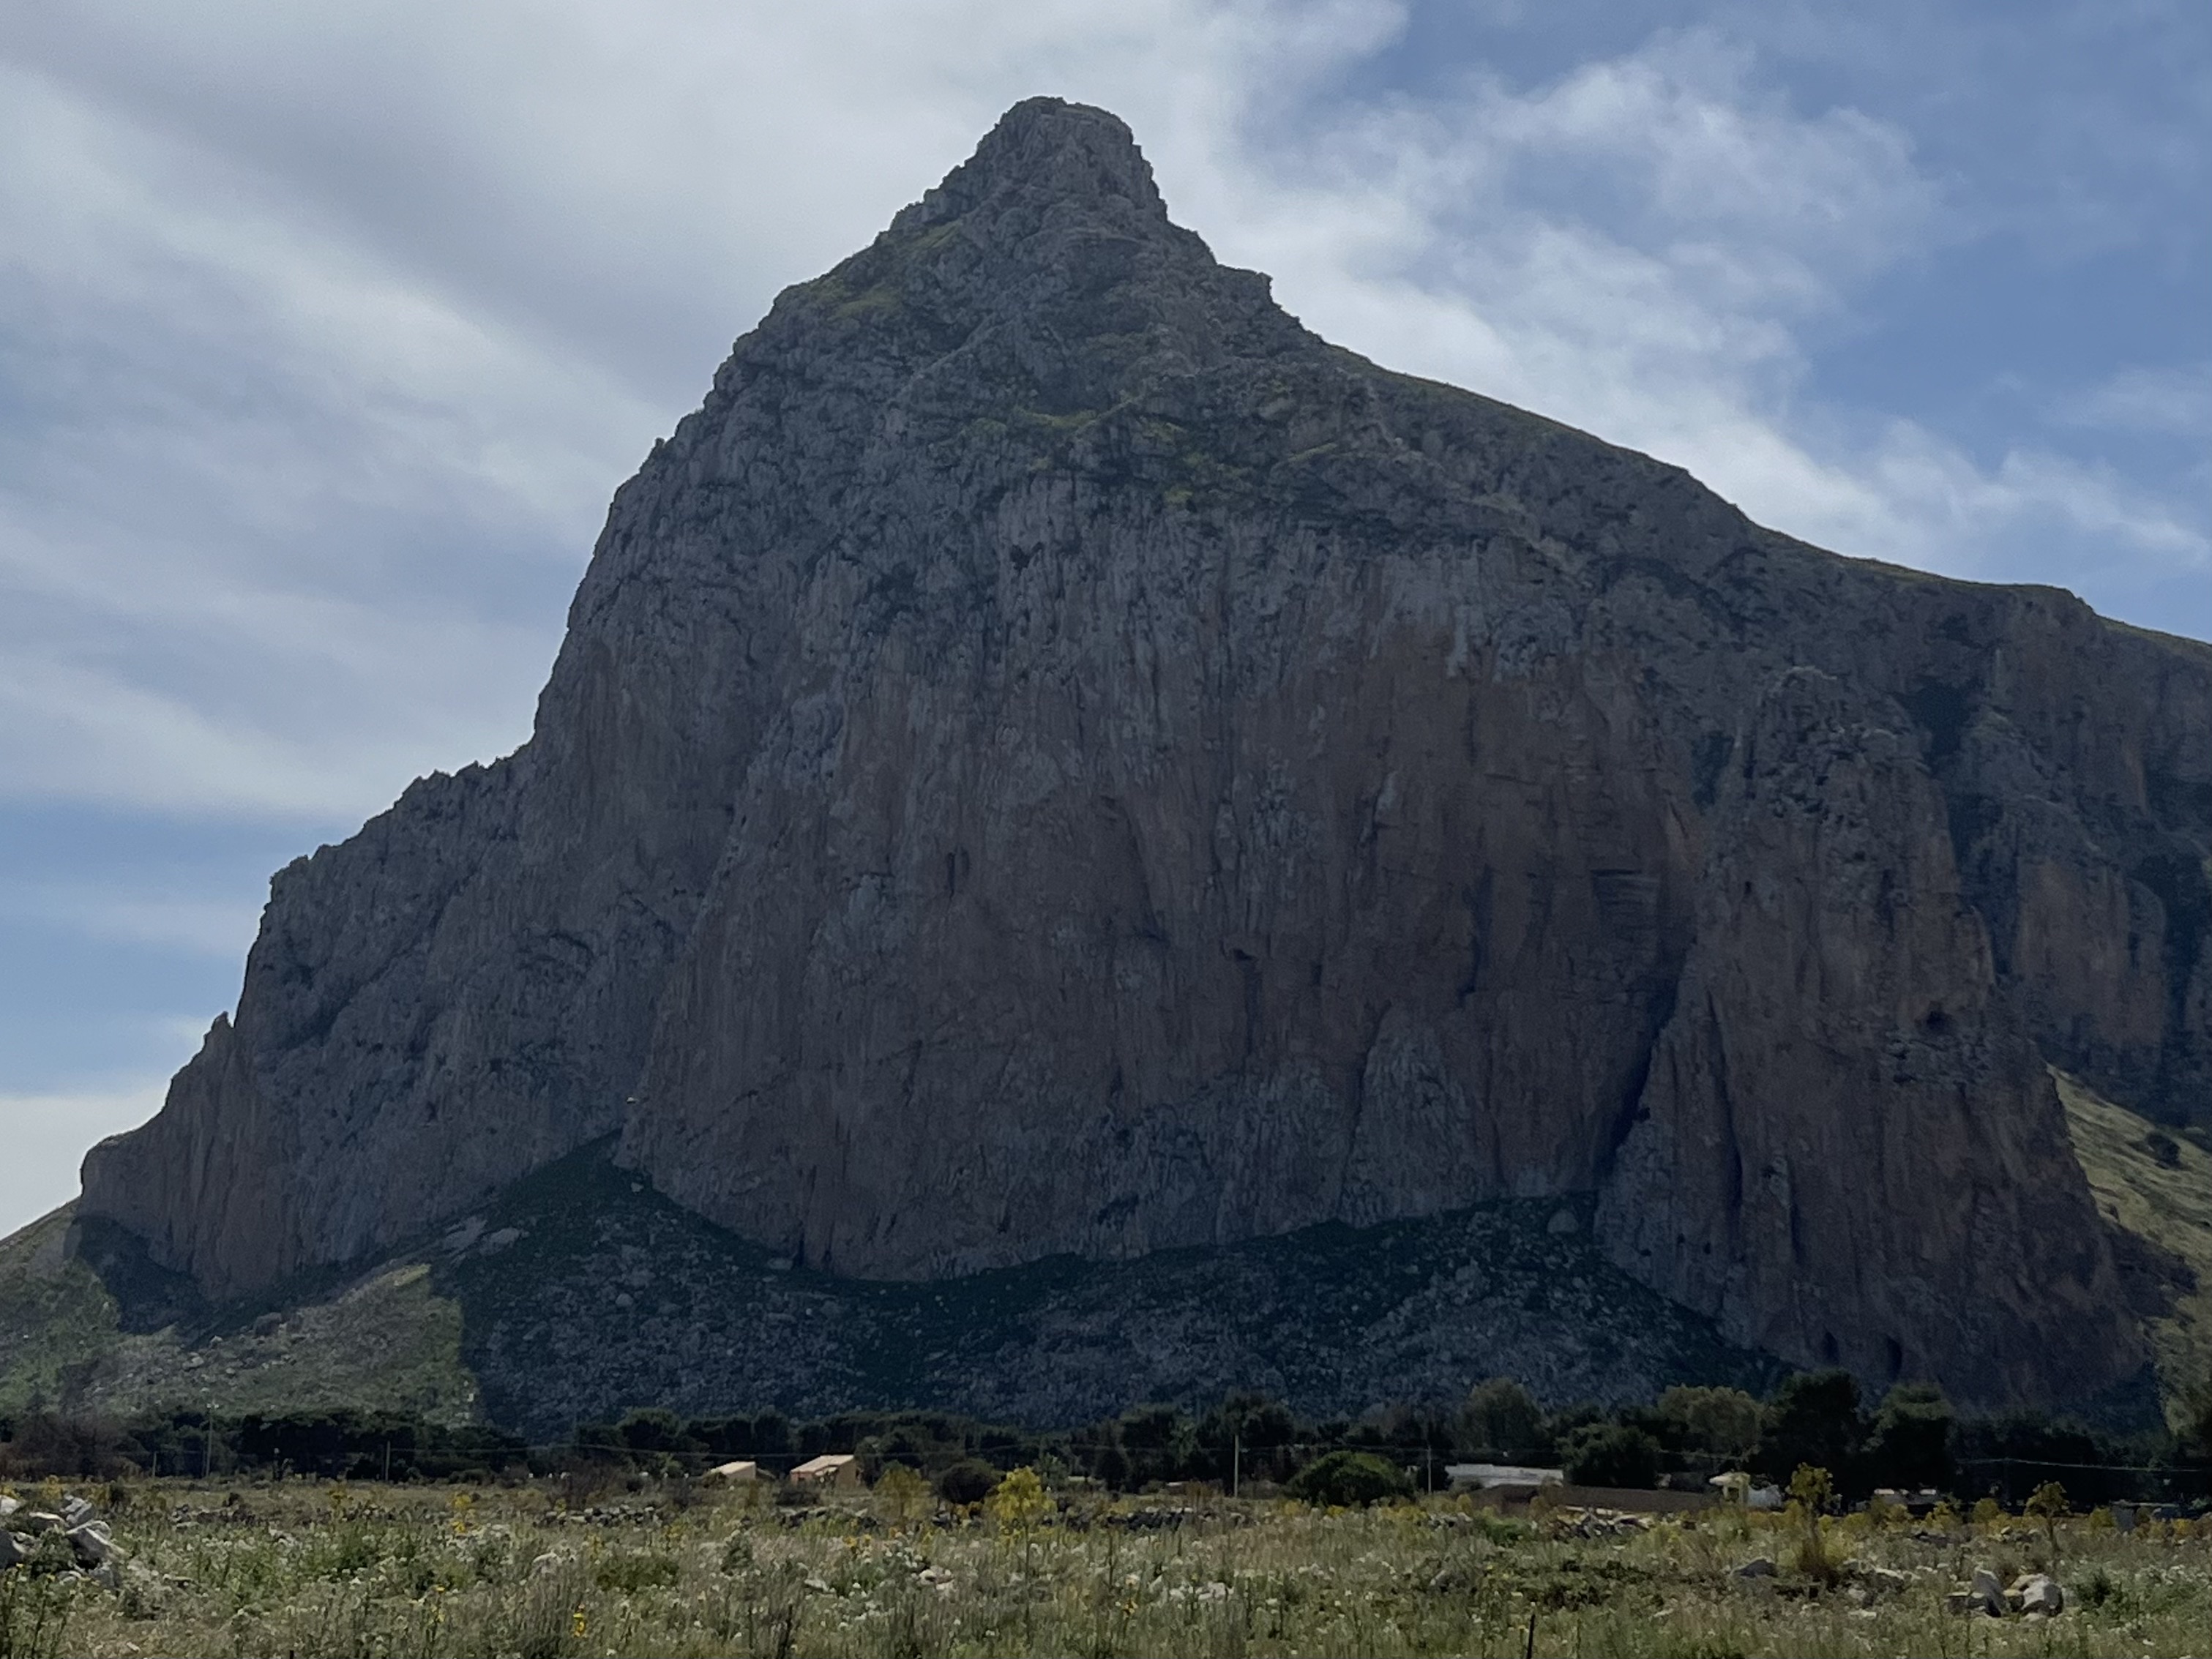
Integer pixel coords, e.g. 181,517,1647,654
80,99,2212,1410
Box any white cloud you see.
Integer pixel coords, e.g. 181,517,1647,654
0,1079,165,1237
0,873,262,959
2071,362,2212,441
0,0,2201,834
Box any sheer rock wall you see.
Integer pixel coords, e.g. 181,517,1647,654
80,99,2212,1407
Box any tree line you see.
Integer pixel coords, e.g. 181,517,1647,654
4,1369,2208,1508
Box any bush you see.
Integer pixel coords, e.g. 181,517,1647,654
1288,1450,1413,1508
594,1549,681,1593
1559,1424,1661,1489
935,1458,999,1507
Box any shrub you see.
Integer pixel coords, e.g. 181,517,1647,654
594,1549,681,1593
1787,1464,1837,1584
935,1458,999,1507
2025,1479,2069,1562
1559,1424,1661,1490
1288,1450,1413,1508
986,1467,1053,1533
873,1463,932,1526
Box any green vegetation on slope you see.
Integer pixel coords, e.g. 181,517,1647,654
2056,1069,2212,1431
0,1207,479,1427
0,1207,119,1411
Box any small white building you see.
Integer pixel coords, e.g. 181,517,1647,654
1446,1463,1564,1492
790,1453,863,1490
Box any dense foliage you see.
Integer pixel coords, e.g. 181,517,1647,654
3,1370,2207,1509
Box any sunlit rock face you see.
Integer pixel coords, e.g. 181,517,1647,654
80,97,2212,1409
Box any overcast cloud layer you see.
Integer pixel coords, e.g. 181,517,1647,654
1,0,2205,1233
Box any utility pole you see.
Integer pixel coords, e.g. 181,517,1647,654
1232,1432,1240,1499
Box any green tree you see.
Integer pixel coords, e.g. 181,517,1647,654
2025,1480,2069,1563
1759,1371,1864,1493
1558,1423,1662,1489
1787,1464,1838,1583
1459,1378,1545,1459
1655,1386,1761,1464
1288,1450,1414,1508
986,1467,1053,1534
1864,1382,1954,1491
873,1463,931,1527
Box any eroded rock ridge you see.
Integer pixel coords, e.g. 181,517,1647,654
81,98,2212,1409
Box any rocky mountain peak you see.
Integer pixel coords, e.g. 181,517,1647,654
891,97,1167,238
77,102,2212,1416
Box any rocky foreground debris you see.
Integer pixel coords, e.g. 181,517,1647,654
0,1488,129,1589
1946,1567,2067,1618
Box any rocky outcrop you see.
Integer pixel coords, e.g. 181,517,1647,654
79,97,2212,1407
1593,668,2130,1403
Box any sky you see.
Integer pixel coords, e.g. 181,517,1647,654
0,0,2205,1237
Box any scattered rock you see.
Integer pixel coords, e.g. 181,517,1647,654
1844,1562,1909,1597
0,1495,19,1521
1966,1568,2006,1617
16,1511,64,1535
1734,1557,1776,1579
2019,1575,2063,1616
59,1494,94,1527
67,1521,121,1568
0,1530,27,1568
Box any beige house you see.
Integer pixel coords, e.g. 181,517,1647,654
790,1453,863,1490
706,1460,759,1482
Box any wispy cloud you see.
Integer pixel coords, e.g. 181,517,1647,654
2069,362,2212,441
0,1078,165,1235
0,0,2201,834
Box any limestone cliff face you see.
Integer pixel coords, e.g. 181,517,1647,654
80,99,2211,1407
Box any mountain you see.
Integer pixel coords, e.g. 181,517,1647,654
75,97,2212,1415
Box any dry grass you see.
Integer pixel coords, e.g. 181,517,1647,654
4,1475,2208,1658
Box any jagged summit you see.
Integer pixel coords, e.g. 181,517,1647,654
710,97,1296,434
892,97,1169,235
79,102,2212,1415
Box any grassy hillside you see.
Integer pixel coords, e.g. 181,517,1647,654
0,1205,122,1410
7,1145,1777,1438
32,1087,2212,1440
2056,1068,2212,1431
0,1205,479,1426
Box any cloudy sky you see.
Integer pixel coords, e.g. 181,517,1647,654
0,0,2205,1236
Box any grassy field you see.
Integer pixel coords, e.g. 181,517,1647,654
4,1473,2208,1658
